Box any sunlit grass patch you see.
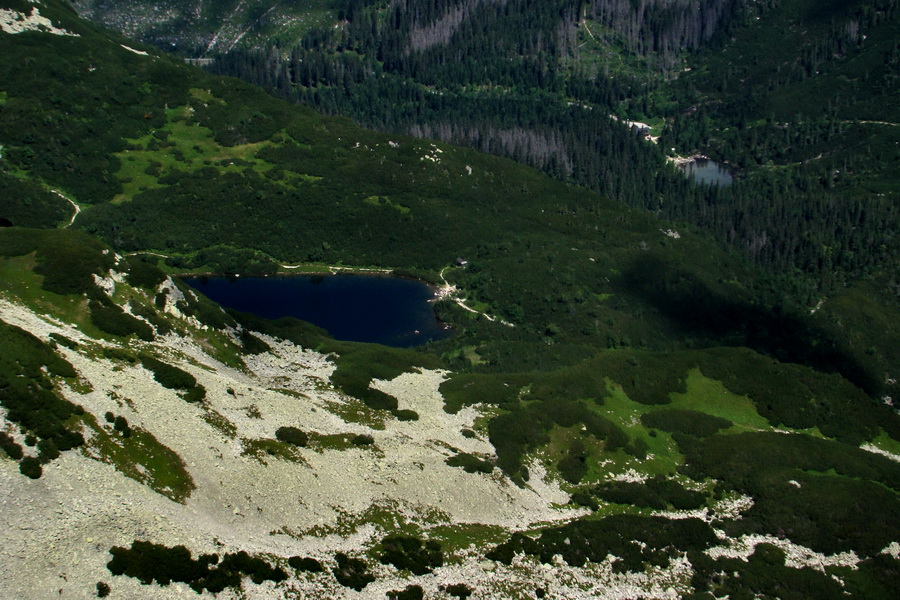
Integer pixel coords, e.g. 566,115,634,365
241,437,310,465
667,369,771,432
82,414,195,503
0,253,96,334
591,384,683,477
298,500,445,541
363,195,410,214
867,429,900,457
111,103,322,204
321,396,387,430
113,119,268,203
428,523,509,557
307,431,380,453
202,407,237,439
188,87,219,104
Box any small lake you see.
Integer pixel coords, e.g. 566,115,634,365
679,158,733,186
183,274,451,348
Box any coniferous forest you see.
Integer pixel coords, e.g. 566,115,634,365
202,0,898,303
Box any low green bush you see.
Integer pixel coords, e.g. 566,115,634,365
488,399,627,483
488,515,717,571
446,453,494,474
589,476,707,511
569,491,599,511
0,322,84,473
841,555,900,600
0,229,114,296
558,441,588,484
332,553,374,591
182,385,207,403
97,581,112,598
351,434,374,446
240,330,270,354
218,551,287,585
173,280,236,330
113,416,132,438
90,300,155,341
587,351,692,405
128,301,172,337
227,311,327,350
171,246,279,276
391,268,442,286
37,438,60,463
95,581,111,598
49,333,78,350
0,174,71,228
125,256,167,289
139,356,206,402
275,426,308,447
19,456,42,479
439,373,525,414
324,342,440,413
287,556,323,572
640,409,732,437
679,432,900,556
387,584,424,600
393,409,418,421
103,347,137,363
443,583,474,599
0,432,24,460
689,543,845,600
378,535,443,575
107,541,286,593
38,234,115,295
698,348,881,444
140,356,196,390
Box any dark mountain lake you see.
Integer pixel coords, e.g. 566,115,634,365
679,158,734,186
183,274,451,348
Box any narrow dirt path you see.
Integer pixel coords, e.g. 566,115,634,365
438,266,514,327
53,190,80,228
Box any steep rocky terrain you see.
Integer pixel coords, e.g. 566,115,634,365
2,230,892,599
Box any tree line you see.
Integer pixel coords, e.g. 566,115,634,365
207,0,898,300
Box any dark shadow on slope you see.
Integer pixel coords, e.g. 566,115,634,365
616,254,881,395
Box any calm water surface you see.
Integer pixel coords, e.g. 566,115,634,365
680,158,734,186
183,274,451,348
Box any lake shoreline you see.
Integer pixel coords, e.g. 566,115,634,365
673,155,734,186
182,272,452,347
667,152,711,167
176,267,441,293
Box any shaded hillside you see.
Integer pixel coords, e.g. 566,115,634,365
194,0,897,299
69,2,900,300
